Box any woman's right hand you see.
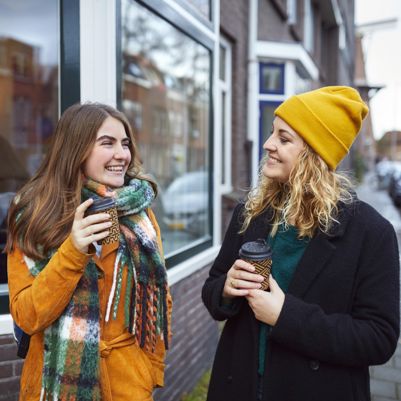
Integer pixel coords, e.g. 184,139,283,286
222,259,264,299
71,199,112,253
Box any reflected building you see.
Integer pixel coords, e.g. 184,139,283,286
0,37,58,183
123,53,208,188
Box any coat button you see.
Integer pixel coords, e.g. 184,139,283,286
227,375,233,383
309,360,320,370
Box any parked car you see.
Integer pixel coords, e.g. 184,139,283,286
387,162,401,206
162,171,208,236
376,160,397,190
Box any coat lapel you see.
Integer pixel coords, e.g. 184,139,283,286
287,200,354,297
288,232,336,297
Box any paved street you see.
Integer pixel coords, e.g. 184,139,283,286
356,173,401,401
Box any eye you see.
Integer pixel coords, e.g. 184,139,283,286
279,136,290,144
101,141,113,146
122,142,131,148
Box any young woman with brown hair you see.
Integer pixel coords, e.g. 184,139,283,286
202,86,400,401
7,103,171,401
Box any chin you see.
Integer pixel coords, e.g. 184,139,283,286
262,165,274,179
102,177,125,188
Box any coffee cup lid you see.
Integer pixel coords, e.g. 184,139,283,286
86,198,115,214
239,239,272,260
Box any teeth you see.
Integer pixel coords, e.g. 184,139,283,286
106,166,123,172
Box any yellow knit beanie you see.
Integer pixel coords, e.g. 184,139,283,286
274,86,369,170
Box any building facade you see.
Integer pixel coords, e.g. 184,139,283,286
0,1,356,400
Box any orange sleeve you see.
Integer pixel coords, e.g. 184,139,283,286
7,235,93,334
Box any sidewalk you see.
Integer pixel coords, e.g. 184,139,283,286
356,173,401,401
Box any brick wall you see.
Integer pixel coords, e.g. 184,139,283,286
0,335,22,401
220,0,250,192
155,264,218,401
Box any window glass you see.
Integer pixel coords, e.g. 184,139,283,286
219,44,226,81
295,67,312,94
260,63,285,94
121,0,211,258
0,0,59,314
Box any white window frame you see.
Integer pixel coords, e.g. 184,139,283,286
303,0,314,53
287,0,297,25
218,35,232,194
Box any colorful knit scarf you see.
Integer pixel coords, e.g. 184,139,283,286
25,178,169,401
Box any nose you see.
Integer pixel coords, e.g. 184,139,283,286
263,135,277,152
113,143,129,160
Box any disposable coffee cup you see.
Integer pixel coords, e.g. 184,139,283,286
239,239,272,291
85,198,119,245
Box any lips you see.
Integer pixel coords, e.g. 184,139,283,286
268,155,281,163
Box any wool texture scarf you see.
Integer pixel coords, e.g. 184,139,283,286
25,177,169,401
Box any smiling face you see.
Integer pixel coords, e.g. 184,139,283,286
82,116,132,188
262,116,305,183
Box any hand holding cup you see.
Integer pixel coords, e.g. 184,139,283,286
223,259,265,299
71,199,112,253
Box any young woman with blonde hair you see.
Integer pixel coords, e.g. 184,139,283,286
7,103,171,401
202,86,400,401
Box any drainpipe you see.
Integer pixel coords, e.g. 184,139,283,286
247,0,259,186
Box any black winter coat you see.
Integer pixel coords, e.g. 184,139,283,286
202,200,400,401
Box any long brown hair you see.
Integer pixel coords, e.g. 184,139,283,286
6,103,155,259
241,146,354,237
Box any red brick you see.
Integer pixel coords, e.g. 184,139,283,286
0,345,19,363
13,361,23,376
0,336,14,346
0,363,12,379
0,376,20,398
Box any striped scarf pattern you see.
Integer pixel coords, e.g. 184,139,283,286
27,178,168,401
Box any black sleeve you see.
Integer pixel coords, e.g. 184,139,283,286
201,203,246,321
270,222,400,367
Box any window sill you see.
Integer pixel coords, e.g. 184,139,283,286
167,245,219,285
0,314,13,336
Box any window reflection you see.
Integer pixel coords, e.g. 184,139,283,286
121,0,211,257
0,0,59,309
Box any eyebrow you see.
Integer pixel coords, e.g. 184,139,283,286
96,135,130,143
277,129,295,138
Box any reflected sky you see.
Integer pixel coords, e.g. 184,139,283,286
0,0,58,64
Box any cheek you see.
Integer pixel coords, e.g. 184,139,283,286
126,150,132,164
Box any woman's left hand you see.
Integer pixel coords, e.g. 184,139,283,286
246,275,285,326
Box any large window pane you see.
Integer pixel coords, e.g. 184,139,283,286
121,1,211,258
0,0,59,313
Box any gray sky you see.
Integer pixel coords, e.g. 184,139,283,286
355,0,401,139
0,0,58,64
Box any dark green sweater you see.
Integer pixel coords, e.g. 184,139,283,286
258,224,310,375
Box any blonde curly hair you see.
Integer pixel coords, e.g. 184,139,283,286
240,146,355,238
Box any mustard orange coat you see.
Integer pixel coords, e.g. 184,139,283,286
8,209,172,401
